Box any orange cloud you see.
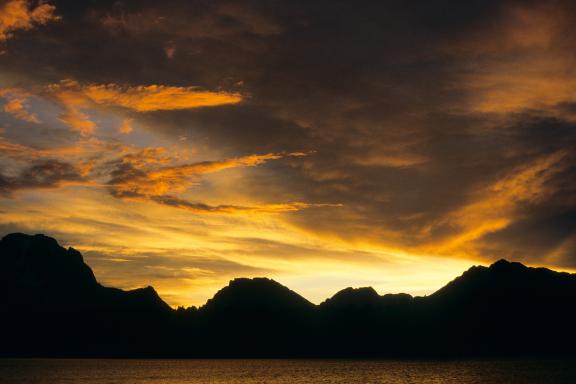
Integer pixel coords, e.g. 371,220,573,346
0,137,83,159
353,152,426,168
3,98,39,123
0,88,39,123
103,151,337,215
48,81,96,135
117,147,172,167
46,80,243,134
118,118,133,134
108,152,288,198
0,130,328,216
0,135,130,164
83,83,242,112
0,0,59,42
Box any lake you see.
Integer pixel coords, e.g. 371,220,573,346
0,358,575,383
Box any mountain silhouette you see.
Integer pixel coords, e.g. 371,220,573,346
0,233,171,313
320,287,413,311
1,233,98,290
1,232,576,358
203,277,314,313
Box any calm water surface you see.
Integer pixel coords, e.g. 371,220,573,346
0,358,574,383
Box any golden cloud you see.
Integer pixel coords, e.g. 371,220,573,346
0,0,59,42
0,132,330,217
82,83,242,112
427,151,568,255
151,195,341,215
47,80,243,134
353,152,426,168
100,150,338,215
108,152,292,198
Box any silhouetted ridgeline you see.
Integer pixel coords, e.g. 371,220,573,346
1,233,576,358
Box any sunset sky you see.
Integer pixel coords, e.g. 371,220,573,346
1,0,575,307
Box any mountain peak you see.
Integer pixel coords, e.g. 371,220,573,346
429,258,576,306
228,277,278,288
321,287,414,310
202,277,313,313
491,258,511,267
0,232,98,290
321,286,379,309
489,258,528,272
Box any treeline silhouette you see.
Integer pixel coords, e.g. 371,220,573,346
1,233,576,358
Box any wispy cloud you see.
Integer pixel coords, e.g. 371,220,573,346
426,151,569,255
104,151,333,214
0,133,329,215
45,80,243,134
106,152,288,198
151,194,340,214
47,80,96,135
82,83,243,112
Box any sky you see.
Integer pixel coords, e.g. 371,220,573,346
0,0,575,307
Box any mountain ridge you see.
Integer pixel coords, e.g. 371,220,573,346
5,232,567,310
1,232,576,358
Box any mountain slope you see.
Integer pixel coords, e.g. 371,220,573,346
0,233,98,290
0,233,172,312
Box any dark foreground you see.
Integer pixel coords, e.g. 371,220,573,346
3,233,576,358
1,358,575,384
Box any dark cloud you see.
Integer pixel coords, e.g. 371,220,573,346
0,159,85,196
480,209,576,266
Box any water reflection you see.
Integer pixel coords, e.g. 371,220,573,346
0,358,574,384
